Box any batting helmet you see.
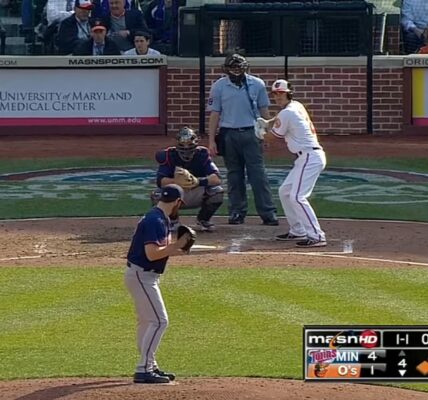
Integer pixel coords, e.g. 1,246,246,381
271,79,294,94
176,126,198,162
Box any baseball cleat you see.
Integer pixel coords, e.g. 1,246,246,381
296,239,327,248
196,219,215,232
133,371,170,384
262,218,279,226
228,213,245,225
153,368,176,381
276,233,307,241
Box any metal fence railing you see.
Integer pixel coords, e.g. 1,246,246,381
193,0,374,135
0,24,6,55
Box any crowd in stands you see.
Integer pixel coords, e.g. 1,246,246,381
27,0,183,55
401,0,428,54
2,0,428,56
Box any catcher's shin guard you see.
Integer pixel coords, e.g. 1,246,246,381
197,201,222,222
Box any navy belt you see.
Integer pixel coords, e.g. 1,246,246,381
127,261,159,273
227,126,253,131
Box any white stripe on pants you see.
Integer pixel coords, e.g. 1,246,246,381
124,264,169,373
278,150,326,241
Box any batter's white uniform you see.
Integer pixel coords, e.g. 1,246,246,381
271,100,326,242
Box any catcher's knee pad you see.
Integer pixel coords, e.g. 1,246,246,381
206,192,224,205
205,185,224,197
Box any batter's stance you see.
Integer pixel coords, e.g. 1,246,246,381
256,79,327,247
125,184,190,384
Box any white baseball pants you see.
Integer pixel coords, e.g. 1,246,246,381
279,149,326,241
124,263,169,373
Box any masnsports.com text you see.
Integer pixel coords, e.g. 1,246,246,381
68,58,165,66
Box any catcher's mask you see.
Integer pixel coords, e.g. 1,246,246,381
223,53,248,85
271,79,294,100
176,126,198,162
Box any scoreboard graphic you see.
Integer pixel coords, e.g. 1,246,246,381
304,326,428,381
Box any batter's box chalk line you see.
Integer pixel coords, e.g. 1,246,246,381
0,252,89,262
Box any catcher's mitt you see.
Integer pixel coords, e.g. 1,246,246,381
174,167,199,190
177,225,197,252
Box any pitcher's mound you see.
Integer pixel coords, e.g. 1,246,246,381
1,377,427,400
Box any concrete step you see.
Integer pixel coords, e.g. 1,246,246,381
0,16,21,36
1,16,21,25
5,35,27,54
2,22,20,36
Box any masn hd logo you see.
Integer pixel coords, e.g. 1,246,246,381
307,330,379,349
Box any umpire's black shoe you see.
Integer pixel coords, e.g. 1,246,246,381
262,218,279,226
228,213,245,225
133,371,170,384
154,368,176,381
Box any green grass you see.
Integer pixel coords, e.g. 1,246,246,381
326,157,428,174
0,157,427,175
0,158,150,174
1,181,427,221
0,157,427,221
1,266,428,393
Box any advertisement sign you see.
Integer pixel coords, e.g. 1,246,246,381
411,68,428,126
0,56,167,134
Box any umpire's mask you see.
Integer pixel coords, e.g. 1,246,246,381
223,53,248,86
176,126,198,162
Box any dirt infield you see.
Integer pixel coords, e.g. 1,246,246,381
2,377,428,400
1,133,428,159
1,217,427,268
1,134,428,399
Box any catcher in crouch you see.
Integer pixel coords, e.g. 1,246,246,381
153,126,224,232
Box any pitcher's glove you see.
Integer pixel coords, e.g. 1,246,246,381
174,167,199,190
177,225,197,252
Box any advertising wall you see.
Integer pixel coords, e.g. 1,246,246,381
412,68,428,127
403,56,428,134
0,56,167,135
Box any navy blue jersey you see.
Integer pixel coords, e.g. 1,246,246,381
127,207,171,274
155,146,219,187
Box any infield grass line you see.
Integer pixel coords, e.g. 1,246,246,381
236,251,428,267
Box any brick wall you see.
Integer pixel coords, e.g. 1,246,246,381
167,65,403,135
386,26,401,55
373,68,403,133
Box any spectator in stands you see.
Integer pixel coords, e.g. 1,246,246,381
46,0,75,26
57,0,93,54
73,19,121,54
91,0,133,19
124,31,161,55
418,42,428,53
401,0,428,54
102,0,148,51
144,0,182,54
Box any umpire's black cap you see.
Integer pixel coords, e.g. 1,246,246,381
159,184,186,204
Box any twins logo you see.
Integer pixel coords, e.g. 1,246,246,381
309,349,337,364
